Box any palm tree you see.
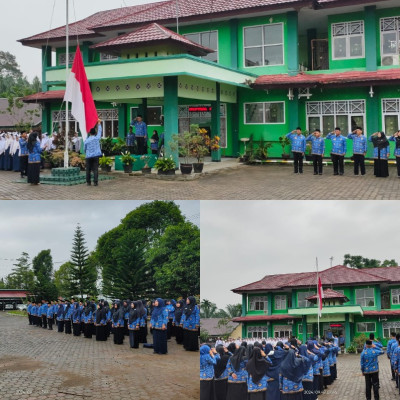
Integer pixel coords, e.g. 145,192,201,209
200,299,218,318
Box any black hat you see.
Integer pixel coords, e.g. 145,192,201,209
335,127,341,131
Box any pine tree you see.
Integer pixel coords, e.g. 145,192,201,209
6,252,34,290
69,224,97,299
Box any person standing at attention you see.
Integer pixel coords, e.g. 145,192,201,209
347,126,367,176
361,339,384,400
286,127,306,174
130,115,147,155
306,129,325,175
84,119,102,186
326,127,347,175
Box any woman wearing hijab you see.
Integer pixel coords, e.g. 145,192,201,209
369,131,390,177
389,130,400,177
300,343,320,400
279,346,312,400
200,345,219,400
139,300,148,343
56,301,65,333
90,301,97,335
322,344,331,389
226,345,248,400
103,301,111,338
112,301,125,345
83,301,93,339
95,303,107,341
63,301,73,334
246,346,272,400
150,298,169,354
214,344,231,400
265,341,289,400
72,302,81,336
128,301,140,349
27,132,42,184
165,299,175,340
173,299,185,345
181,296,200,352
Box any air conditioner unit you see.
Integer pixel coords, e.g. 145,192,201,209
382,55,400,66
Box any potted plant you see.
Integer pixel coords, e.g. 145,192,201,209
99,154,113,172
49,150,64,167
352,333,368,353
140,154,152,174
178,131,193,174
100,137,114,156
70,155,85,170
121,151,135,173
112,137,128,155
42,150,52,169
154,156,176,175
210,135,221,162
190,133,209,173
255,139,273,161
278,136,291,159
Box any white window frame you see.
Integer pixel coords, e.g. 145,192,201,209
306,100,366,134
275,295,287,310
380,17,400,60
355,287,375,308
392,288,400,305
298,323,313,335
243,23,284,68
183,30,219,62
244,101,285,125
382,98,400,134
248,325,268,338
58,52,75,66
357,322,376,333
297,291,315,308
331,20,365,60
249,296,268,311
273,325,291,339
383,321,400,338
100,53,118,62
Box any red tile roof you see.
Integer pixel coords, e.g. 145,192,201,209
22,90,65,103
232,314,301,322
252,69,400,89
232,265,400,293
306,288,349,302
91,23,214,56
364,310,400,317
0,290,29,298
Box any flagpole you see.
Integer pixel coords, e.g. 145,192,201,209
316,257,320,340
64,0,69,168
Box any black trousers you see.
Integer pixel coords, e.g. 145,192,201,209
331,154,344,174
312,154,323,174
136,137,147,155
28,314,32,325
396,156,400,177
129,329,139,348
20,156,28,177
73,322,81,336
293,152,303,173
42,315,47,328
48,317,53,330
365,372,379,400
57,320,64,332
353,154,366,175
65,320,72,334
114,327,124,344
153,329,167,354
85,157,99,184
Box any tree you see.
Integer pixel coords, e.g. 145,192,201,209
69,224,97,299
54,262,74,299
344,254,397,269
6,252,34,291
96,201,186,299
150,222,200,299
32,250,58,301
200,299,218,318
0,278,5,289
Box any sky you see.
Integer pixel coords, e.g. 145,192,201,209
0,200,199,278
200,201,400,310
1,0,160,82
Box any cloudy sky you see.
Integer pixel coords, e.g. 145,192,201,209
2,0,160,81
0,200,199,278
201,201,400,310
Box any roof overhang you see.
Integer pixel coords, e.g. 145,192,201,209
288,305,364,316
232,314,302,323
22,90,65,103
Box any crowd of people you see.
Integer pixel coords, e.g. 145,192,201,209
26,296,199,355
200,336,340,400
286,127,400,177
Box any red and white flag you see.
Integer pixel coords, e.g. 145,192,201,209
63,46,98,140
318,277,324,317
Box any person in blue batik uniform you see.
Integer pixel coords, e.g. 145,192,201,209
130,115,148,155
361,339,384,400
181,296,200,351
214,344,231,400
392,334,400,392
150,130,159,154
46,301,54,330
265,341,288,400
306,129,325,175
112,301,125,345
72,302,81,336
56,300,65,332
27,301,32,325
369,131,390,178
389,130,400,177
41,300,48,329
83,301,93,339
126,126,136,154
326,127,347,175
347,126,367,175
27,132,42,184
137,300,148,344
200,345,219,400
246,346,272,400
150,298,168,354
300,343,320,400
226,346,248,400
286,127,306,174
63,301,73,334
173,299,185,345
121,300,130,337
128,301,140,348
165,299,175,340
84,119,102,186
387,332,397,381
95,303,107,341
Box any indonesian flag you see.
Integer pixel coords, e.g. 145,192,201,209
63,46,98,140
318,277,324,317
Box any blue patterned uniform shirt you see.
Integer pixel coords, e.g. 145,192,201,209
305,135,325,155
131,121,148,138
361,347,384,374
347,134,367,154
326,133,347,155
286,133,306,153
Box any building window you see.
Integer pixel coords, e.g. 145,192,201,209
244,102,285,124
275,295,287,310
355,288,375,307
332,21,364,59
383,321,400,338
357,322,376,332
100,53,118,62
297,291,315,308
306,100,365,134
244,23,284,67
131,106,163,126
248,325,268,338
273,324,291,338
58,53,75,66
183,31,218,62
249,296,268,311
392,288,400,304
298,324,313,335
380,17,400,66
382,98,400,134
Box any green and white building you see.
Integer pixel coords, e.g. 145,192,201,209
232,264,400,347
20,0,400,160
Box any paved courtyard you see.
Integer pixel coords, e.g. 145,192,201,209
0,313,198,400
1,163,400,200
320,353,397,400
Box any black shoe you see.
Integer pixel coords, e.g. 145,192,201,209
319,173,323,175
339,173,344,175
334,173,338,175
94,182,98,186
299,171,303,174
87,182,91,186
314,172,318,175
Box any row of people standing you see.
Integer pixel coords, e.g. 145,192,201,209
286,127,400,178
200,337,339,400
